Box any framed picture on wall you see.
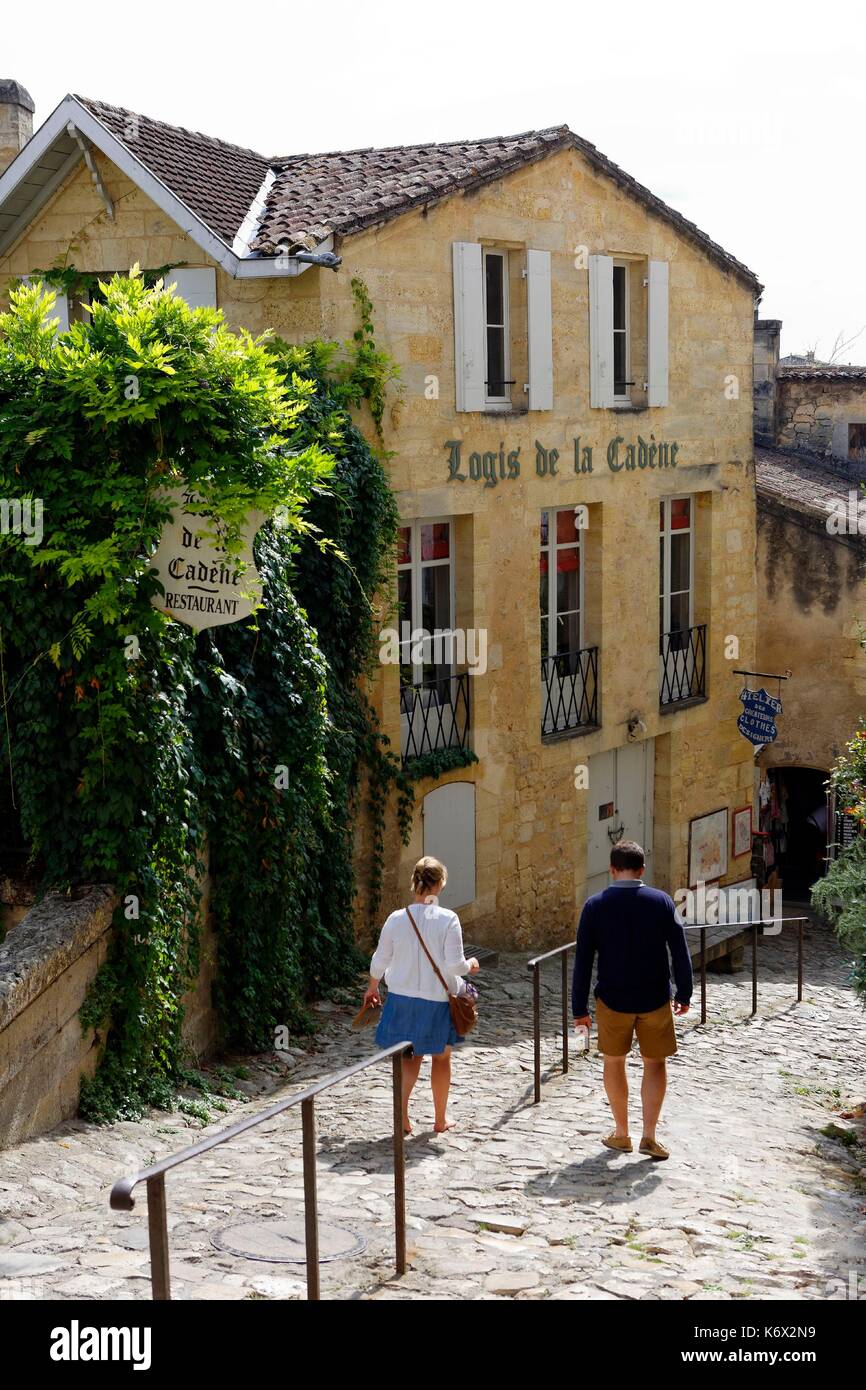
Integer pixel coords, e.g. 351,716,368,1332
732,805,752,858
688,807,728,887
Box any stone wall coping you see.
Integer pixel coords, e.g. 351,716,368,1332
0,885,116,1033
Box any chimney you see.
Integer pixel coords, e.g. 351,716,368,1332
0,79,35,176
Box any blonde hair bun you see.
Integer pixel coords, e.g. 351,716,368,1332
411,856,447,894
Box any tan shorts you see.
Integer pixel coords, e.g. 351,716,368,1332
595,996,677,1059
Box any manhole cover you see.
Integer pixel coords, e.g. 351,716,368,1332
211,1217,366,1264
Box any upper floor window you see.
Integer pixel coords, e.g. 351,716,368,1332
659,496,693,639
540,506,583,658
397,519,454,688
483,249,510,404
613,262,629,399
452,242,552,413
589,255,669,409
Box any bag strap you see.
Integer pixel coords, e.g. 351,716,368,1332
406,905,452,1000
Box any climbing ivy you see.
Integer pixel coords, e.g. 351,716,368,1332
0,269,404,1116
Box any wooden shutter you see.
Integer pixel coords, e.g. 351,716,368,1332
588,254,614,408
526,248,553,410
166,266,217,308
647,260,669,407
452,242,485,412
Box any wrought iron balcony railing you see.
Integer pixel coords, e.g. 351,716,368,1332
541,645,599,737
660,623,707,707
400,672,471,762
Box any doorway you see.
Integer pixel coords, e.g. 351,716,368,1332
763,766,828,899
586,741,654,897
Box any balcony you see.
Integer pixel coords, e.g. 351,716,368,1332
400,672,471,762
660,624,707,708
541,646,599,738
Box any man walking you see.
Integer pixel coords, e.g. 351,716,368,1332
572,840,692,1160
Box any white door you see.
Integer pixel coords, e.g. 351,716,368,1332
422,782,476,911
586,742,654,897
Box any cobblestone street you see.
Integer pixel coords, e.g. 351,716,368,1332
1,915,864,1302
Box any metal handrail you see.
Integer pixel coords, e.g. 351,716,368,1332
526,917,809,1104
109,1040,412,1301
526,941,577,1104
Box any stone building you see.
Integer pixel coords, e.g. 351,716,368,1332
0,85,763,949
754,317,866,472
753,313,866,896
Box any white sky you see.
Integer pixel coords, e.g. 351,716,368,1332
10,0,866,358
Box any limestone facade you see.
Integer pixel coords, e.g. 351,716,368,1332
1,140,761,950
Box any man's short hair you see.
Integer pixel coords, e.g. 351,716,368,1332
610,840,645,870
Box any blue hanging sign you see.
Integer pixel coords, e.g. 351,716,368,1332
737,687,782,746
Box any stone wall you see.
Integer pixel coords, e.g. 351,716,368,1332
754,318,781,445
0,886,115,1147
0,883,219,1148
776,376,866,472
757,498,866,771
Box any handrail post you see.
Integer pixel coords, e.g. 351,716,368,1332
146,1174,171,1301
392,1050,406,1276
532,964,541,1104
751,923,759,1017
301,1096,320,1300
561,950,569,1075
797,918,804,1002
700,926,707,1024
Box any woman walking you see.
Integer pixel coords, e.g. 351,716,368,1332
364,856,479,1134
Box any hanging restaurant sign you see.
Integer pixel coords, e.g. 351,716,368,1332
444,435,681,486
737,687,783,747
149,488,265,630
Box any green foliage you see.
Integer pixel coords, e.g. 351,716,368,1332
812,725,866,998
403,747,478,784
0,271,402,1115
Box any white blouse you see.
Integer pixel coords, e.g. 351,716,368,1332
370,904,472,1002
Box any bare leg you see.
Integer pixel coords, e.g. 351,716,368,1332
602,1055,629,1137
401,1054,423,1133
640,1057,667,1142
431,1046,453,1131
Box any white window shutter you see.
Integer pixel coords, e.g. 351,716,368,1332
647,260,669,407
588,254,614,408
526,248,553,410
166,266,217,308
452,242,485,412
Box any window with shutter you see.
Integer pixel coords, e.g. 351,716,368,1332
647,260,669,407
452,242,485,412
526,248,553,411
588,254,614,408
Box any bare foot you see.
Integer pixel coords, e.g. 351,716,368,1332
433,1120,455,1133
403,1121,412,1135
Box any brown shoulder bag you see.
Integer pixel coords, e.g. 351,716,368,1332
406,905,478,1037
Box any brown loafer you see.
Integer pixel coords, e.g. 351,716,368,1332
639,1137,669,1160
602,1132,633,1152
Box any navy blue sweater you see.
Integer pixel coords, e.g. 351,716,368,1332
572,881,693,1016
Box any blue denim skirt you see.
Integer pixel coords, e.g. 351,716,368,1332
375,991,461,1057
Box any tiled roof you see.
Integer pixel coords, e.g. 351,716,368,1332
76,96,270,246
778,363,866,381
755,445,861,523
74,98,761,289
